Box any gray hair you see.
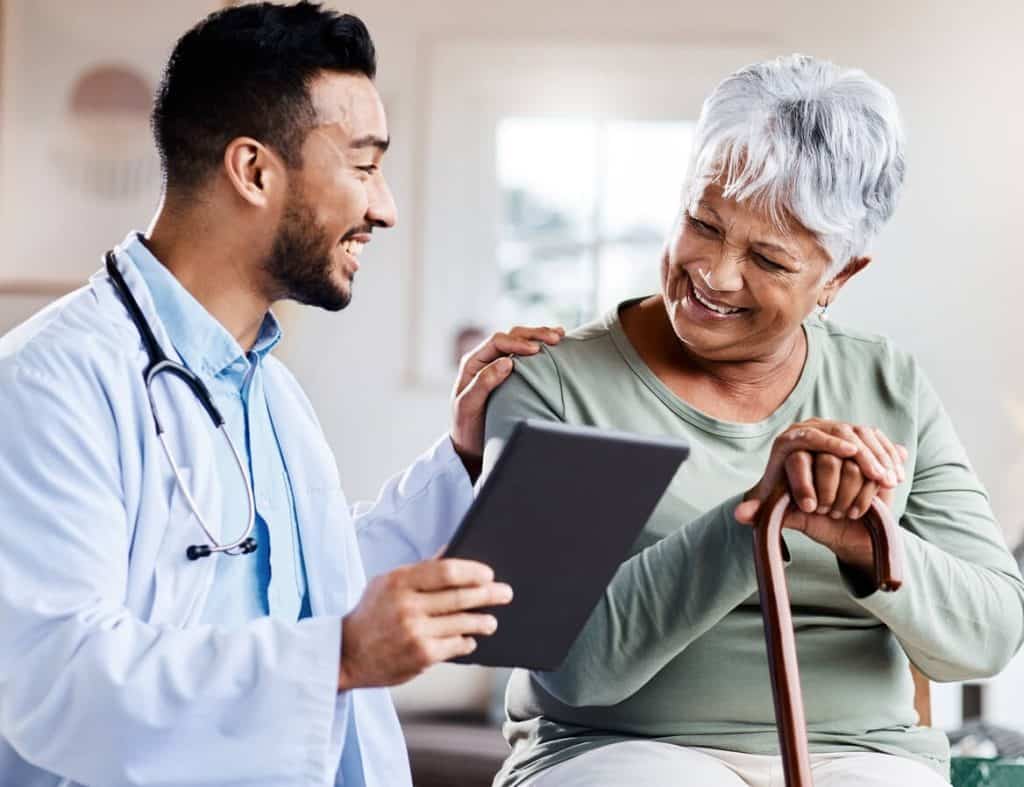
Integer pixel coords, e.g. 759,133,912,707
683,54,906,270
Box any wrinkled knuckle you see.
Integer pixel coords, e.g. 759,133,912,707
398,613,421,641
782,429,803,444
841,459,862,479
441,562,463,586
381,572,403,594
411,640,434,667
814,452,838,470
452,588,473,610
395,595,418,618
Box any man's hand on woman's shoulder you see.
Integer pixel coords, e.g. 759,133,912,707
449,325,564,481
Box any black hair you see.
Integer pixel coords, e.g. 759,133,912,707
152,1,376,193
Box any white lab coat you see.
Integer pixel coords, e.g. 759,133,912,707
0,244,474,786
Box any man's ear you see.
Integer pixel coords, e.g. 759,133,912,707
820,256,871,305
222,137,285,208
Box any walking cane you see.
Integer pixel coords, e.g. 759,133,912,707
752,489,904,787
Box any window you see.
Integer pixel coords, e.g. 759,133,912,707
496,118,695,329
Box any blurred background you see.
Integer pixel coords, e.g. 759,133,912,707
2,0,1022,784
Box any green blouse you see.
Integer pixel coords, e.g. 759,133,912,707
482,304,1024,786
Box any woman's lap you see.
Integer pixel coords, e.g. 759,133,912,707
520,740,948,787
521,741,746,787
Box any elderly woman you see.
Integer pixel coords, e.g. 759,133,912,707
484,55,1024,787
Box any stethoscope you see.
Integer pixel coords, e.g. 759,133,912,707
105,250,258,561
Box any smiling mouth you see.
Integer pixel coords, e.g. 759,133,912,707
339,239,365,258
686,277,748,316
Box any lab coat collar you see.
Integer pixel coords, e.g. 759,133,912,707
90,233,178,361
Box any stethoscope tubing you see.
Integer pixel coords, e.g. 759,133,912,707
105,250,258,561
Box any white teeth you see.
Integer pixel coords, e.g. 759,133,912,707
341,240,365,257
692,285,741,314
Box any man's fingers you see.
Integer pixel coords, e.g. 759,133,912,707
482,333,542,362
431,636,479,663
420,582,514,615
508,325,565,344
784,451,817,512
454,327,563,394
455,356,514,417
454,337,519,393
426,612,499,639
406,558,496,591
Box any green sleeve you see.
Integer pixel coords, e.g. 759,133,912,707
484,349,759,707
844,368,1024,681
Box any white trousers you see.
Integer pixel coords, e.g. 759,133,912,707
522,740,947,787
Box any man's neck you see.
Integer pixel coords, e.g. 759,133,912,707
144,207,273,352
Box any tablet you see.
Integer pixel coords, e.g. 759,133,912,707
443,419,689,670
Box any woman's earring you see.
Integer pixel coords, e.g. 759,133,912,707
818,300,830,321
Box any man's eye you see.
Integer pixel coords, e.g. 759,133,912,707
357,165,378,175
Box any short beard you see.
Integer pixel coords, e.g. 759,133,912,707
263,189,351,312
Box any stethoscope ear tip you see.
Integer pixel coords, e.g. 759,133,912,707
240,538,258,555
186,544,212,561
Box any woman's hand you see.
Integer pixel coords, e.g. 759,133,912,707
734,419,909,572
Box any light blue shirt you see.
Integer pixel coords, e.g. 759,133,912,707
0,234,475,786
126,235,310,623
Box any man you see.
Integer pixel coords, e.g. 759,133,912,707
0,3,561,785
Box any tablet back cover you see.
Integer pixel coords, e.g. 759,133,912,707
445,419,688,670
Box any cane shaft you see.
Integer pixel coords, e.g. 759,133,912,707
753,491,903,787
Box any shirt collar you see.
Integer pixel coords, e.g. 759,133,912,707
122,233,282,381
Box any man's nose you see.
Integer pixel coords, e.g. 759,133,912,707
367,175,397,229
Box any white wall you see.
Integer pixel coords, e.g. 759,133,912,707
0,0,220,281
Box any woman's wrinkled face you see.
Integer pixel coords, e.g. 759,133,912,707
662,182,832,362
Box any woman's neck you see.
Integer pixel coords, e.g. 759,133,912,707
620,296,808,423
